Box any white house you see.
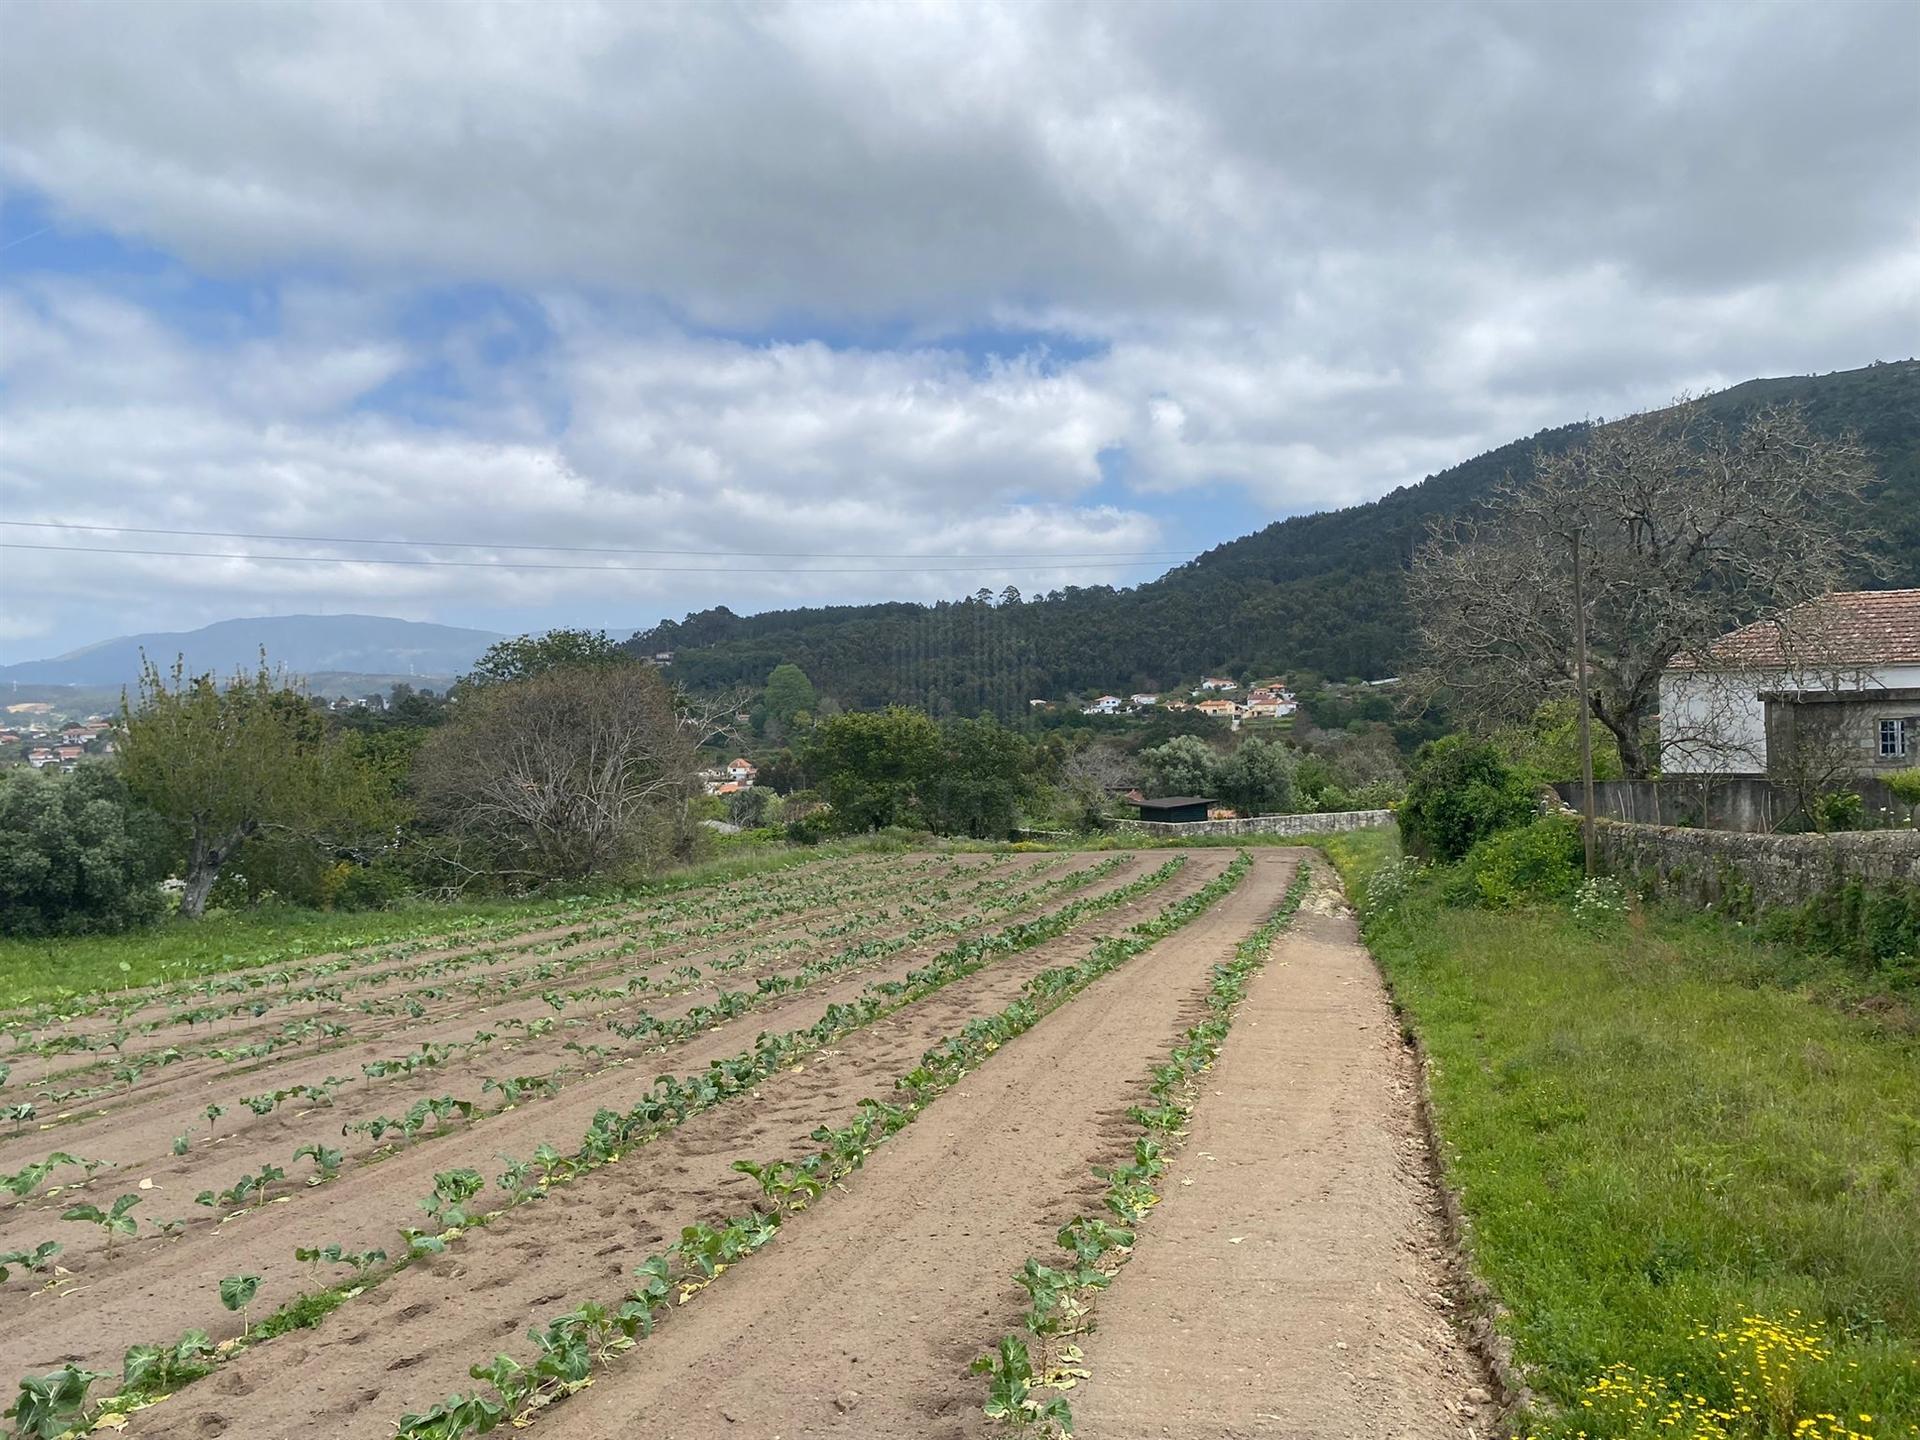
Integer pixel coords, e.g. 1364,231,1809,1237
1660,589,1920,775
1083,695,1124,715
726,757,758,785
1129,693,1158,707
1198,677,1238,692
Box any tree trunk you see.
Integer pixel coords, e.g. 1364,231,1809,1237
1594,699,1655,780
179,862,219,921
178,821,254,920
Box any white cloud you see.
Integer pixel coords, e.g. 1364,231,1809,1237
0,0,1916,659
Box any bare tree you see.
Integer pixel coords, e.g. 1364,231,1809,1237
1408,400,1877,778
414,665,735,885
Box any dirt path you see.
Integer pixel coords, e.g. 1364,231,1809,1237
1069,876,1490,1439
549,850,1299,1440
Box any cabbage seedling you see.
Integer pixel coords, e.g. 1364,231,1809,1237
171,1133,190,1156
969,1336,1071,1434
61,1193,141,1256
4,1102,35,1134
3,1362,109,1440
121,1331,215,1393
218,1273,261,1336
0,1241,61,1283
204,1103,225,1136
294,1142,343,1180
421,1168,485,1229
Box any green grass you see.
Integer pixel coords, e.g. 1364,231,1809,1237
0,842,894,1010
1317,829,1920,1436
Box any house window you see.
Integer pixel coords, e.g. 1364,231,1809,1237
1882,718,1910,758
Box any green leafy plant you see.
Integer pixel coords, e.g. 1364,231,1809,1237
3,1152,105,1199
293,1142,343,1179
394,1391,507,1439
121,1330,216,1394
421,1168,486,1230
0,1241,61,1283
3,1363,109,1439
61,1193,141,1255
294,1243,387,1275
219,1273,261,1336
970,1336,1072,1434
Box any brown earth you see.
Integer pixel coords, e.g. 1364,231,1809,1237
0,851,1046,1185
1068,871,1491,1438
540,849,1298,1440
0,850,1170,1394
99,851,1224,1439
2,846,1493,1440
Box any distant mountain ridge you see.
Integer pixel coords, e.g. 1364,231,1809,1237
635,360,1920,713
0,614,504,688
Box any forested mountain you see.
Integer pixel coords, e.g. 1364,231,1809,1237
631,360,1920,714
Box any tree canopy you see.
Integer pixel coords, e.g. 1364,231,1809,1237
1408,401,1877,777
464,629,633,688
119,660,394,918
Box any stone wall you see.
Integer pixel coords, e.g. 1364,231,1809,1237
1112,808,1395,839
1554,777,1908,833
1594,818,1920,909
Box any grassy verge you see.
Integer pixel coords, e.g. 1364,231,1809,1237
0,842,908,1008
1315,828,1920,1437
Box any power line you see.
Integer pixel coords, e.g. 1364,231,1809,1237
0,518,1188,563
0,539,1171,576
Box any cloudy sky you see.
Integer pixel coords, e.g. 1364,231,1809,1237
1,0,1916,663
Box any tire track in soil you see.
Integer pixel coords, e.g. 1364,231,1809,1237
1068,880,1491,1438
110,852,1239,1440
1,853,1162,1390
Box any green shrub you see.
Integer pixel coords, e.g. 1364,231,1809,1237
1443,816,1582,910
1885,768,1920,818
1398,735,1538,862
1813,790,1865,832
0,766,172,936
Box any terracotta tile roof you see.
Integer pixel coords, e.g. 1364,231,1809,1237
1669,589,1920,669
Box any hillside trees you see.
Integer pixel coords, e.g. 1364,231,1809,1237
120,661,396,919
761,663,818,738
1408,402,1878,778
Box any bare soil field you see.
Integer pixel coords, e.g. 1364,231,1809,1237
0,846,1483,1440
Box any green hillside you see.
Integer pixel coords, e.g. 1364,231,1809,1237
632,360,1920,712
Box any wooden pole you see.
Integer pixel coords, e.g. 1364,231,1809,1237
1572,528,1598,878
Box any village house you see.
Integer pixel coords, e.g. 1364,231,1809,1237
726,758,758,785
1082,695,1123,715
1660,589,1920,778
1198,677,1238,692
1242,698,1296,718
27,748,58,768
1194,698,1240,719
1129,693,1158,707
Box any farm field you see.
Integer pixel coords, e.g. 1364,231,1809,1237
0,844,1484,1439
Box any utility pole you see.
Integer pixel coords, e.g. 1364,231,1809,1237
1571,528,1597,878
